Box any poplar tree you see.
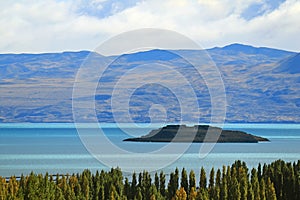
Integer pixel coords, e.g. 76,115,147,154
181,168,188,196
247,183,254,200
7,176,18,198
136,187,143,200
0,176,8,200
266,178,277,200
159,171,166,197
220,166,228,200
99,185,105,200
216,169,221,188
259,178,266,200
209,167,215,199
82,175,90,200
131,172,137,199
220,174,228,200
229,176,241,200
149,184,160,200
197,188,209,200
168,172,177,199
251,168,260,200
189,170,196,194
209,167,215,188
239,167,248,200
175,168,179,190
154,172,159,191
141,171,151,200
189,187,197,200
258,163,262,181
124,177,130,198
200,167,207,189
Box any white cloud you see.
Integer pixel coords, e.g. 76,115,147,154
0,0,299,53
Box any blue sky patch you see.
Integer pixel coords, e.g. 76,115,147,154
241,0,285,20
76,0,141,18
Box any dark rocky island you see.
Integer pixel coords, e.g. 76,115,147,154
123,125,269,143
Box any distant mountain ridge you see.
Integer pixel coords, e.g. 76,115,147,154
212,43,292,57
0,44,299,123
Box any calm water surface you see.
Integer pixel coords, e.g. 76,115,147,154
0,123,299,177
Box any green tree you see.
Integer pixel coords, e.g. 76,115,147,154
131,172,137,199
109,185,120,200
215,169,221,188
247,183,254,200
293,161,300,200
251,168,260,200
154,172,159,192
135,187,143,200
0,176,8,200
208,167,215,199
232,177,241,200
16,175,26,199
159,171,166,197
25,172,41,200
209,167,215,189
69,175,81,198
124,177,130,199
258,163,262,181
168,172,177,199
65,185,76,200
93,171,101,200
141,171,151,200
228,172,241,200
110,168,123,198
214,186,220,200
196,188,209,200
7,176,18,199
189,170,196,194
189,187,197,200
200,167,207,189
266,178,277,200
259,178,266,200
226,166,231,185
98,185,105,200
239,167,248,200
82,175,90,200
220,166,228,200
55,187,64,200
181,168,188,196
283,163,295,200
175,168,179,190
150,184,161,200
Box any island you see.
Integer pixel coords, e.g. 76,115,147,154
123,125,269,143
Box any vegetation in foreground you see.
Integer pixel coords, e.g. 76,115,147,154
0,160,299,200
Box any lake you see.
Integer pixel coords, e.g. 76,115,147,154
0,123,300,178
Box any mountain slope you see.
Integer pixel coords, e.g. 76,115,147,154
274,53,300,74
0,44,299,123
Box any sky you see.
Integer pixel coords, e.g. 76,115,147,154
1,0,300,53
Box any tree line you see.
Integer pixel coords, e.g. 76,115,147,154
0,159,299,200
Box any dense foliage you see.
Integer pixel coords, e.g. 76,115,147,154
0,160,299,200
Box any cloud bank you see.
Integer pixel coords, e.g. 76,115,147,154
1,0,299,53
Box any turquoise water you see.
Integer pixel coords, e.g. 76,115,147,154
0,123,300,177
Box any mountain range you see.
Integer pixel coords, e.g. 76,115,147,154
0,44,299,123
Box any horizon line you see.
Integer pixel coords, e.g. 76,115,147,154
0,43,298,55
